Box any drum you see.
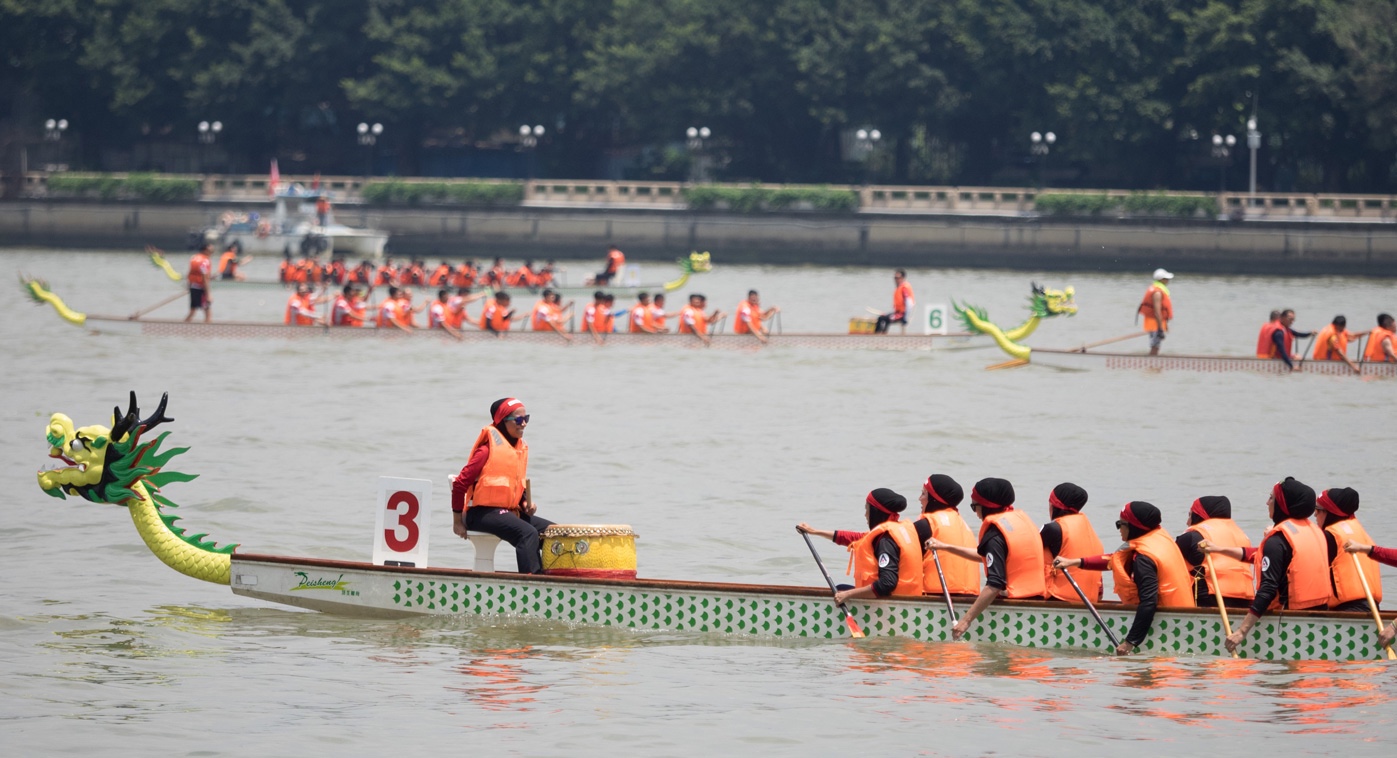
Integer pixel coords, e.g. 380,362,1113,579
848,317,876,334
541,524,637,579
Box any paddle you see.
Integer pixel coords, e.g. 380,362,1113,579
128,290,187,320
1293,333,1318,373
1060,566,1121,649
1351,553,1397,660
798,529,866,639
1203,554,1240,658
985,358,1029,371
929,548,958,625
1070,331,1149,352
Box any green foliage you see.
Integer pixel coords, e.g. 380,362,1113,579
46,174,200,202
1036,192,1217,218
682,185,858,213
361,180,524,207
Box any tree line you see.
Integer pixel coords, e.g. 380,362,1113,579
3,0,1395,193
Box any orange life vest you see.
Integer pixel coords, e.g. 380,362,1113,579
218,251,238,277
1185,519,1255,600
1110,528,1196,608
919,510,980,595
1324,517,1382,607
465,425,528,510
332,295,365,327
1257,322,1292,359
893,281,914,316
480,300,511,331
1256,518,1330,610
443,297,468,329
979,509,1047,599
606,249,625,274
679,305,709,335
734,301,762,334
188,253,211,288
629,305,648,333
1313,324,1353,361
847,520,924,597
1137,283,1172,332
428,300,448,329
1042,513,1105,602
451,265,475,289
530,301,555,331
428,265,451,287
284,293,315,326
1365,327,1397,362
1108,551,1138,604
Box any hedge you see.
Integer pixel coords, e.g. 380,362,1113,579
361,180,525,206
1035,191,1218,218
46,173,200,202
682,184,859,213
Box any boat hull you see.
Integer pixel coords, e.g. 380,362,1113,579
1030,348,1397,377
229,553,1391,660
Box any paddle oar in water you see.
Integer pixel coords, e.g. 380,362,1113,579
1204,554,1240,658
985,358,1029,371
1059,565,1121,650
798,529,865,639
1352,553,1397,660
1293,333,1318,373
929,548,958,625
128,290,188,320
1069,331,1150,352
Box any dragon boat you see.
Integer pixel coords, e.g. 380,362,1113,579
33,392,1396,661
21,278,1075,353
956,301,1397,378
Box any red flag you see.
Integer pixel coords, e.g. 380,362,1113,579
269,158,280,197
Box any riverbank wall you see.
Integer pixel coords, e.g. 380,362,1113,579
3,199,1396,276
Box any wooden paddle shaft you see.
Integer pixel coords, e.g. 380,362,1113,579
1072,331,1149,352
129,290,187,320
1204,554,1240,658
930,549,958,623
1062,567,1121,649
799,530,865,638
1351,552,1397,660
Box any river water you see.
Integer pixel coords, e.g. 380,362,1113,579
2,249,1394,754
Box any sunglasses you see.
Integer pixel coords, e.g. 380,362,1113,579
507,414,530,424
1115,520,1128,528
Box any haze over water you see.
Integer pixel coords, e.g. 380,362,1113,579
2,249,1394,754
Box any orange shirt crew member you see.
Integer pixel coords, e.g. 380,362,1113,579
480,292,515,333
917,474,981,596
1313,315,1362,373
330,285,366,327
449,398,554,574
734,290,779,342
876,270,914,334
1314,487,1382,613
1365,313,1397,363
1137,268,1173,355
186,244,214,323
1038,483,1105,603
1174,496,1254,609
284,284,321,326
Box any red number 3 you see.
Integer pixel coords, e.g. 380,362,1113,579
384,491,420,551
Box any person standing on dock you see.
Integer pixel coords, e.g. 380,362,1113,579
1039,483,1105,603
875,270,914,334
1364,313,1397,363
1312,315,1362,373
1175,496,1254,609
1315,487,1382,613
185,243,214,323
1137,268,1173,355
451,398,554,574
734,290,779,343
925,478,1045,640
1257,309,1314,370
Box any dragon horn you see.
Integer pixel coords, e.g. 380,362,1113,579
110,391,140,442
137,392,174,434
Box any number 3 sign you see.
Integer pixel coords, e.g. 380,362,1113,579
373,477,432,567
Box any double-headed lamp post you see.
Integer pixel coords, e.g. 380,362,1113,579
520,125,545,179
197,120,222,174
1212,133,1236,194
855,128,881,185
357,122,383,176
686,126,711,182
43,118,69,171
1030,131,1055,188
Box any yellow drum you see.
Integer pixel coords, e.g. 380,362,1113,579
848,317,876,334
541,524,637,580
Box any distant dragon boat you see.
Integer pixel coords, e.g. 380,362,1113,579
32,391,1396,660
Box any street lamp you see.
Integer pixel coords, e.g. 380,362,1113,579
855,128,881,184
519,124,545,179
1247,117,1261,203
1212,133,1236,194
686,126,711,182
198,120,223,144
44,118,68,142
1030,131,1056,187
357,122,383,176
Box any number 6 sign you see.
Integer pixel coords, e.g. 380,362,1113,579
373,477,432,567
924,303,949,335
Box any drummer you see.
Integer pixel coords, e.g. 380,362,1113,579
451,398,554,574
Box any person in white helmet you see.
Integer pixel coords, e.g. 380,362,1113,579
1137,268,1174,355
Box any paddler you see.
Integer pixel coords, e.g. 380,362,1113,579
284,283,322,326
1175,496,1254,609
916,474,980,597
875,269,914,334
629,292,656,333
374,286,412,332
1137,268,1173,355
1312,315,1362,373
925,478,1045,640
679,294,722,346
650,293,669,331
1207,477,1331,654
1257,308,1313,370
451,259,478,290
1039,483,1105,602
1314,487,1382,612
217,243,248,281
428,288,463,338
1053,502,1196,654
185,242,214,323
450,398,554,574
796,489,925,602
1364,313,1397,363
1341,539,1397,647
530,289,559,331
733,290,779,343
595,244,625,285
480,291,515,334
347,259,374,288
330,284,366,327
374,257,399,288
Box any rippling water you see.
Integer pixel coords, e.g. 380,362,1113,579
3,249,1395,754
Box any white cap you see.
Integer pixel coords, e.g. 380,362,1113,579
1153,268,1174,280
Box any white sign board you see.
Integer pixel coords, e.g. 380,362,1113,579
924,303,949,335
373,477,432,568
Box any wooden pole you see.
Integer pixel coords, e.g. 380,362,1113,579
1351,553,1397,660
128,291,187,320
1204,554,1240,658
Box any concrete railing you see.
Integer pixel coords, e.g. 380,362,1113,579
12,171,1397,220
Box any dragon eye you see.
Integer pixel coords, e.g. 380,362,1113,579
69,438,85,451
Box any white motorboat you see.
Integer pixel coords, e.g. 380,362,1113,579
203,186,389,259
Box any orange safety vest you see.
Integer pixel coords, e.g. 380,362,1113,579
465,425,528,510
1324,518,1382,607
1108,551,1138,603
979,509,1047,599
443,297,467,329
427,300,448,329
893,281,914,316
629,305,649,333
1042,513,1105,602
479,300,511,331
395,298,416,328
606,249,625,274
1185,519,1255,600
679,305,709,335
919,510,980,595
1256,518,1330,610
847,520,924,597
650,305,668,330
188,253,211,288
332,296,365,327
1137,283,1172,332
530,301,554,331
284,294,315,326
734,301,763,334
218,251,238,277
1257,322,1292,359
1110,528,1196,608
1313,324,1353,361
1365,327,1397,362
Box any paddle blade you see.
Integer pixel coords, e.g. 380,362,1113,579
986,358,1029,371
844,613,865,639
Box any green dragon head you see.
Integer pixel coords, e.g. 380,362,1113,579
680,251,713,274
1029,283,1077,319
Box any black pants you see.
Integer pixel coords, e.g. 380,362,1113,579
465,507,556,574
874,313,905,333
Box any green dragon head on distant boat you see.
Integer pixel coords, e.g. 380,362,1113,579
663,251,713,291
954,283,1077,360
37,392,234,584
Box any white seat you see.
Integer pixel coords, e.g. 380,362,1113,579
466,533,502,572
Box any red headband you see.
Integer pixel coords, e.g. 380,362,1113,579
492,398,523,425
1188,498,1210,523
1271,482,1290,517
1119,503,1149,531
1316,490,1342,516
970,487,1012,511
1048,490,1080,513
923,478,952,507
866,492,899,522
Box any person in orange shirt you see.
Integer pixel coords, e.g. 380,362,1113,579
581,291,615,344
1039,483,1105,603
507,260,539,288
428,260,453,288
484,257,508,290
679,294,722,346
1314,487,1382,613
480,292,516,334
628,292,657,333
876,269,914,334
1174,495,1254,609
1137,268,1173,355
1364,313,1397,363
451,260,478,290
374,257,399,288
1311,315,1362,373
347,259,374,288
528,289,571,341
650,293,669,331
217,243,248,281
395,287,425,328
734,290,779,343
796,489,925,603
595,245,625,285
330,284,366,327
185,243,214,323
535,260,557,286
374,287,409,332
915,474,981,598
326,256,347,285
284,283,323,326
427,288,463,338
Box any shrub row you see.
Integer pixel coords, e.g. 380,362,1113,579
46,173,201,202
1034,192,1218,218
361,180,525,206
682,185,860,213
